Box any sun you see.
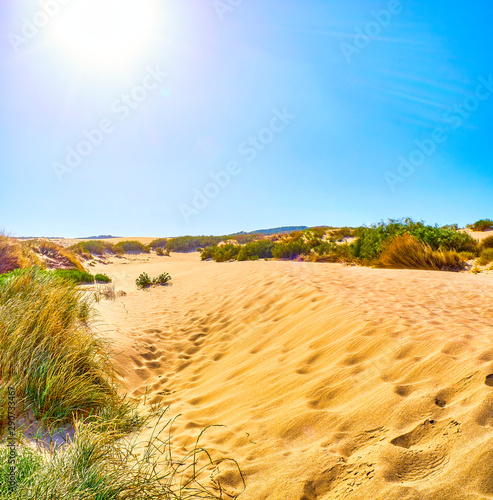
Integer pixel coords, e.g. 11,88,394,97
50,0,160,67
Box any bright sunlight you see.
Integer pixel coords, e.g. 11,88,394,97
50,0,160,68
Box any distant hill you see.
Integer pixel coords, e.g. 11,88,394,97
78,235,121,239
233,226,308,236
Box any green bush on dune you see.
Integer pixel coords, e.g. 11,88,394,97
350,219,478,264
113,241,151,254
467,219,493,232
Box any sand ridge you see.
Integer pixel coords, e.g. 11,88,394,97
92,252,493,499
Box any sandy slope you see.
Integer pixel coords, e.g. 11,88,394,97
93,253,493,499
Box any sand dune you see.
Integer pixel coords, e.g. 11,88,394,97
92,252,493,499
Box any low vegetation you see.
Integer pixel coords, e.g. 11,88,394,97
467,219,493,232
378,234,467,271
136,272,172,289
70,240,120,257
199,219,484,272
166,236,225,253
478,248,493,266
0,268,119,429
113,241,151,254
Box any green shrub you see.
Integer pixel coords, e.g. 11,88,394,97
166,236,225,253
237,240,274,261
155,272,171,285
468,219,493,232
136,272,153,289
155,247,164,256
478,248,493,266
351,218,478,262
201,244,240,262
69,241,119,256
480,235,493,250
53,269,95,284
113,241,150,254
272,240,310,259
136,272,172,289
94,273,111,283
150,238,168,249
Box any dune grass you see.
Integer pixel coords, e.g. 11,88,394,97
378,234,467,271
25,239,84,271
0,268,120,429
0,236,42,275
70,240,121,257
478,248,493,266
0,404,244,500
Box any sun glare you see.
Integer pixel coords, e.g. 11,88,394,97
50,0,160,67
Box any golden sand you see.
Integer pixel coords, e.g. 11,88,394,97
92,252,493,499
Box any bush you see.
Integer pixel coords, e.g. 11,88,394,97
155,272,172,285
478,248,493,266
136,272,172,289
166,236,225,253
480,235,493,250
94,273,111,283
272,240,310,259
237,240,274,261
150,238,168,249
378,234,467,271
0,268,119,428
201,244,240,262
136,272,153,289
53,269,95,284
69,240,119,256
113,241,150,254
351,218,478,262
155,247,164,256
468,219,493,232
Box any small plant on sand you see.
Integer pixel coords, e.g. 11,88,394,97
136,272,153,289
155,247,164,256
136,272,172,289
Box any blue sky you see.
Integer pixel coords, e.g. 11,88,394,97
0,0,492,237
